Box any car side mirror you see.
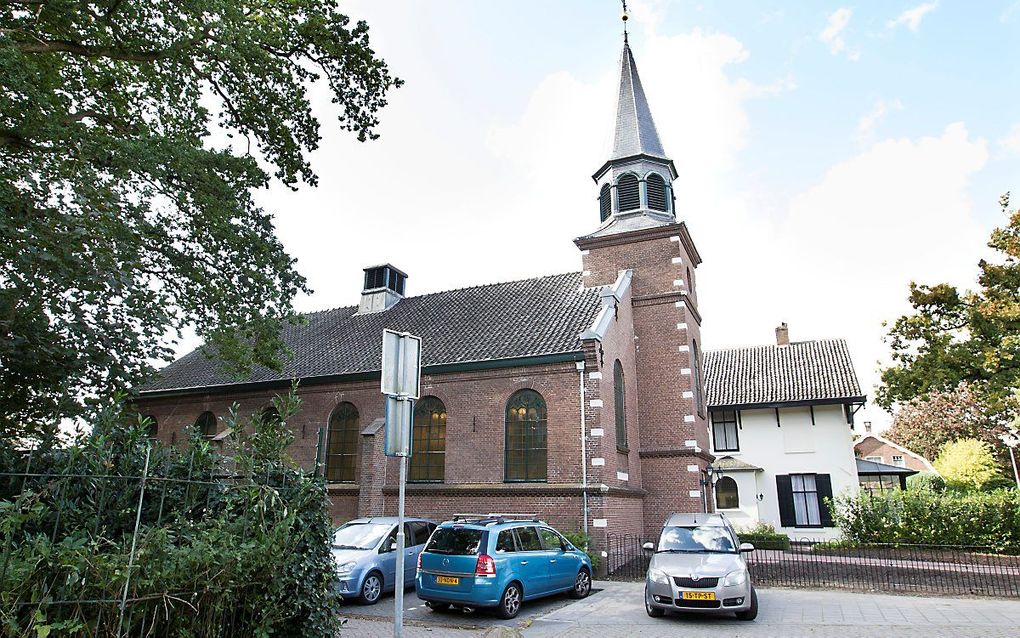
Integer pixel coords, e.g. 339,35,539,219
642,542,655,552
738,542,755,553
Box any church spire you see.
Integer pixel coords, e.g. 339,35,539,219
611,40,667,161
588,21,678,233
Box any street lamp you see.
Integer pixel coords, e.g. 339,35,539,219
700,465,718,513
999,430,1020,490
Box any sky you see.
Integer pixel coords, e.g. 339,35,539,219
197,1,1020,430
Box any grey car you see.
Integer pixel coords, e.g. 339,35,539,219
643,513,757,620
332,517,438,604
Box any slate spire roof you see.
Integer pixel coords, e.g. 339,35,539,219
610,41,667,161
140,272,603,395
704,340,866,409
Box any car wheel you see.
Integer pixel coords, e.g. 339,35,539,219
358,571,383,605
645,585,664,618
569,569,592,599
735,587,758,621
425,601,450,612
496,582,523,619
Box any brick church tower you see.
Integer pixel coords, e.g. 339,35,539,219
575,37,713,535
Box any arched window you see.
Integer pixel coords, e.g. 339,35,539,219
326,402,360,483
143,415,158,439
599,183,612,221
716,476,739,509
613,360,627,450
505,390,548,482
194,412,216,439
617,174,640,211
647,173,667,211
410,397,447,482
691,340,705,417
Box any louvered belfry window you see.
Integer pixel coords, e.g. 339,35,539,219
647,173,668,211
599,183,612,221
505,389,548,482
617,174,640,211
410,397,447,482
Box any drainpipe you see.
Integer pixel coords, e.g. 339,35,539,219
576,360,589,537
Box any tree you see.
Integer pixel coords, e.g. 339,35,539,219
878,194,1020,417
885,383,1010,472
933,438,1003,491
1,1,401,440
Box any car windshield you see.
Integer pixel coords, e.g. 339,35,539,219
657,525,736,554
332,523,392,550
423,527,482,555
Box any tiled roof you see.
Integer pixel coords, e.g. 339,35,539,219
704,340,864,408
141,272,602,394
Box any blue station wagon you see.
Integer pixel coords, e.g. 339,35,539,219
332,517,437,604
415,515,592,618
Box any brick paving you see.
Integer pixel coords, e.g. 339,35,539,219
340,582,1020,638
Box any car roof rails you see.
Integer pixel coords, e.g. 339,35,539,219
450,512,543,526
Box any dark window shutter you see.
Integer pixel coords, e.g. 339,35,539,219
776,475,795,528
647,173,667,211
599,184,612,221
815,473,835,527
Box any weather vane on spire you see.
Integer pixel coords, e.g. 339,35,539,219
621,0,630,43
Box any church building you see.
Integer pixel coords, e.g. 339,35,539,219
137,37,859,545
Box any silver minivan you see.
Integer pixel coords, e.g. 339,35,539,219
643,513,757,620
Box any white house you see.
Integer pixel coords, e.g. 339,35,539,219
703,324,866,540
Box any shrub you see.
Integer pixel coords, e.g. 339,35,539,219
736,522,791,550
906,472,946,492
830,488,1020,551
561,531,601,572
0,387,344,637
934,438,1003,491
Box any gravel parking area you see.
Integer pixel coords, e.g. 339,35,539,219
341,582,1020,638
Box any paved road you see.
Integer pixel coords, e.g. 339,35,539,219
341,582,1020,638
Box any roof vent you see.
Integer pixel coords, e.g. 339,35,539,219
775,322,789,346
359,264,407,314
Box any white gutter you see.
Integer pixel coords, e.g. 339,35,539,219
577,360,589,536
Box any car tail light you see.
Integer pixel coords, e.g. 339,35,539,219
416,553,422,572
475,554,496,577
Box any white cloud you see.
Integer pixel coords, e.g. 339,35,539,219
819,8,860,60
887,2,939,32
999,123,1020,156
857,99,904,145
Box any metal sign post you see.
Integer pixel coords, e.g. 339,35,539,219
381,329,421,638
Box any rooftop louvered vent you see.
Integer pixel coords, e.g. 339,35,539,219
360,264,407,314
618,174,640,212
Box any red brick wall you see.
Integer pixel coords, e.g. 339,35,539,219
855,436,932,472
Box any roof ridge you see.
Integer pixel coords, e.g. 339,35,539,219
705,338,847,354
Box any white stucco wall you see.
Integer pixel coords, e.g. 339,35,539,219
709,404,860,541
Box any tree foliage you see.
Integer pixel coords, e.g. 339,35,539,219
1,1,401,439
884,383,1010,473
878,194,1020,416
933,438,1003,491
0,386,344,637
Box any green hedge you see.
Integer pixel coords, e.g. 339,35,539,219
830,488,1020,551
0,389,344,637
736,522,791,550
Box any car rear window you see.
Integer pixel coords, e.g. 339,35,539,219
424,527,483,555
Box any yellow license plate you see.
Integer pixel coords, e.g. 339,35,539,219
681,591,716,600
436,576,460,586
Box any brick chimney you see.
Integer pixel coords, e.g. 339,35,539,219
775,322,789,346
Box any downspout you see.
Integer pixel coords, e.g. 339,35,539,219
577,360,589,537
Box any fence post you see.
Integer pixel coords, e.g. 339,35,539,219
117,445,151,637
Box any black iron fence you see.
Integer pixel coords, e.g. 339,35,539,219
604,533,1020,598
